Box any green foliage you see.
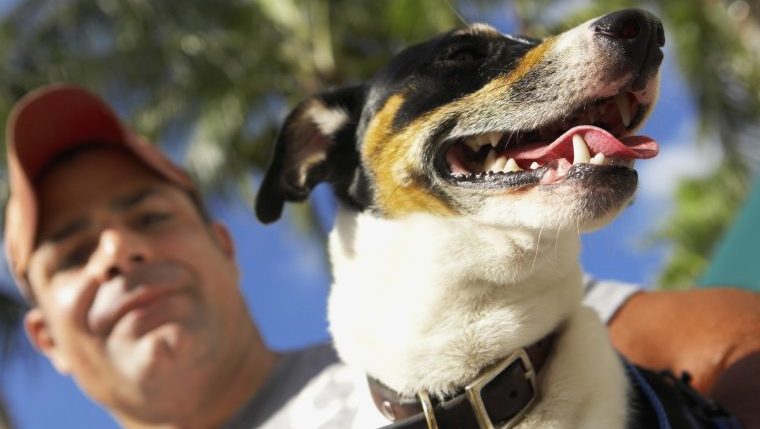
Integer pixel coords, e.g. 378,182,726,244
0,0,461,197
657,0,760,159
649,0,759,288
656,158,750,289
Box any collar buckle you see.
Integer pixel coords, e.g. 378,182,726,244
463,348,537,429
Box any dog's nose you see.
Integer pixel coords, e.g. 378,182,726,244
589,8,664,84
591,9,665,48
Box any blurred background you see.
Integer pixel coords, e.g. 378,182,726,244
0,0,758,427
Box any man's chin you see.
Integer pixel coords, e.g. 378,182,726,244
109,323,195,385
101,325,216,423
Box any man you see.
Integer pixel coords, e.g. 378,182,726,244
4,84,758,428
4,84,355,429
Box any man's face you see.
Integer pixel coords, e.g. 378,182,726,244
24,147,254,418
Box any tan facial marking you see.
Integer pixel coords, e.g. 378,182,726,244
450,37,556,119
363,95,456,217
360,38,556,218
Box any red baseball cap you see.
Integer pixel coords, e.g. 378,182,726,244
4,84,197,300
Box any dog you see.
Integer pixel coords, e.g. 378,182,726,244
254,9,724,429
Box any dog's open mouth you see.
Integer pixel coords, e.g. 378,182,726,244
441,91,659,186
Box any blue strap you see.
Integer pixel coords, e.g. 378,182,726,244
623,359,673,429
712,416,744,429
623,358,745,429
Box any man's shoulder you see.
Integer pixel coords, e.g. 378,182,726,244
290,342,341,370
234,342,361,429
281,349,360,428
583,277,642,323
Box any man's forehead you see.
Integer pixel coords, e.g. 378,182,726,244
36,146,168,206
37,186,171,243
34,147,178,240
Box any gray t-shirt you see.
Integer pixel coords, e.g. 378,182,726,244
224,343,358,429
227,279,640,428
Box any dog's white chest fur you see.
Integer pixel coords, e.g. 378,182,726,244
328,207,629,428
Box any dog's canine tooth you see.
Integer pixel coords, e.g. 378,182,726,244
488,132,502,147
476,134,492,147
492,155,507,172
530,161,540,170
464,137,481,152
572,134,591,165
615,93,631,128
505,158,523,172
590,152,606,165
484,149,497,172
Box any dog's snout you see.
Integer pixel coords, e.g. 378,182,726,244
655,21,665,47
587,8,664,86
591,9,665,48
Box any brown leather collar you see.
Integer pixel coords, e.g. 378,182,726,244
368,331,557,429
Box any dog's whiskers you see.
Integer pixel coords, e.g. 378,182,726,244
443,0,469,26
530,224,544,273
381,182,406,212
503,129,522,149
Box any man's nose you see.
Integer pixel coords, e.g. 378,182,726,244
89,227,151,282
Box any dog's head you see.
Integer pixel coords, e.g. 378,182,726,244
256,9,664,232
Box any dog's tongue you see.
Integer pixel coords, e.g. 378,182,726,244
504,125,659,163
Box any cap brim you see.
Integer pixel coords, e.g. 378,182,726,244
7,84,129,182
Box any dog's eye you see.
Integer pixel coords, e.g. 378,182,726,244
437,45,485,64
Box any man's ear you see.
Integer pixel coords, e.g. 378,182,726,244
210,222,235,259
24,308,71,374
255,85,367,224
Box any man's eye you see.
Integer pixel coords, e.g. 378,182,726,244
139,212,171,227
58,244,93,271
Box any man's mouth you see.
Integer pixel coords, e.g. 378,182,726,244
89,284,180,337
440,91,659,186
88,263,190,337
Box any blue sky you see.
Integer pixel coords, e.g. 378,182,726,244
0,6,716,429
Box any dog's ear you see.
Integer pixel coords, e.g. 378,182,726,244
255,85,367,224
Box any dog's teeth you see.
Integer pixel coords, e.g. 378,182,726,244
572,134,591,165
530,162,540,170
590,152,606,165
492,155,507,172
488,132,502,148
484,149,497,172
615,93,631,128
464,138,481,152
505,158,523,172
476,134,492,147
